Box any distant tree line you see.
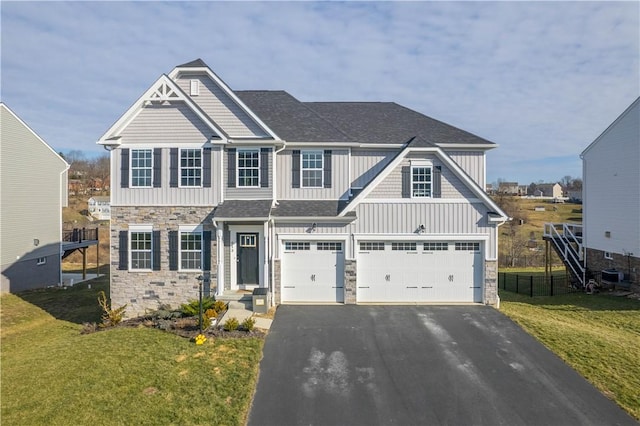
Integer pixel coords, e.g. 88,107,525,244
59,150,110,197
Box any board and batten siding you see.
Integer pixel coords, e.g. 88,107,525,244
175,73,268,138
224,148,273,200
120,103,212,144
111,147,222,206
447,151,485,187
583,99,640,256
276,149,350,200
367,155,475,199
350,149,396,189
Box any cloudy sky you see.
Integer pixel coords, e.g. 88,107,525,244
2,1,638,185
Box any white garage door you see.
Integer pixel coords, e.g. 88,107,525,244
281,241,345,303
357,241,483,303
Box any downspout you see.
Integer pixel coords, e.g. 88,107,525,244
493,217,509,310
212,219,223,297
270,141,286,306
59,162,70,287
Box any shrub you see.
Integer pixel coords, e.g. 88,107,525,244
205,308,218,319
213,300,227,314
180,297,215,317
97,291,127,327
241,317,255,332
223,317,239,331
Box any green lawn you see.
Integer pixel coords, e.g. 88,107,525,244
1,280,263,426
499,290,640,420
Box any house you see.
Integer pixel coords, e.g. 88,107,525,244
536,183,563,199
498,182,520,195
97,59,509,317
1,104,70,292
581,97,639,287
88,196,111,220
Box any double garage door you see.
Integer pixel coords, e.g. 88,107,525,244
280,239,483,303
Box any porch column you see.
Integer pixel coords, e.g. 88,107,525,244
216,222,224,297
263,220,270,290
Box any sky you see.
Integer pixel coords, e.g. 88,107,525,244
1,1,638,185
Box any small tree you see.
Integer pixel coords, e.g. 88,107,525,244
97,291,127,327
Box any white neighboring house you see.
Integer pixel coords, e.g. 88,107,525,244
536,183,563,199
582,97,639,286
88,196,111,220
1,104,70,292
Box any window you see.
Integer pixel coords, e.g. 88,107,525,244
412,166,432,197
392,242,417,251
302,151,323,188
180,149,202,187
180,230,202,270
130,230,152,269
237,149,259,187
424,242,448,251
317,242,343,251
131,149,152,187
455,242,480,251
36,257,47,265
360,242,385,251
285,242,310,251
604,252,613,260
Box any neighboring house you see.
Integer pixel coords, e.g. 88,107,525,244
567,189,582,203
498,182,520,195
97,59,509,317
88,196,111,220
582,97,639,286
1,103,70,292
536,183,563,198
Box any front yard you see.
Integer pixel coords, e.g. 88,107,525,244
0,277,263,425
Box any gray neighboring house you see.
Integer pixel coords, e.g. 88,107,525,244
98,59,509,317
1,103,69,292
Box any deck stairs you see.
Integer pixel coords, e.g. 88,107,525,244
543,223,585,287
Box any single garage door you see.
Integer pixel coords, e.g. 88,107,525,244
281,241,345,303
357,241,483,303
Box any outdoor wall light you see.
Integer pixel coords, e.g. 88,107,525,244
33,238,40,247
311,223,317,232
418,224,426,233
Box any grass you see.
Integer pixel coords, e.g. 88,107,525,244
499,289,640,420
1,278,264,425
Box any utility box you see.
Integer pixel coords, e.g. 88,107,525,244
252,288,269,314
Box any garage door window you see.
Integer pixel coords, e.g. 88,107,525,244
360,242,385,251
285,242,310,251
424,242,448,251
391,242,417,251
455,242,480,251
317,242,343,251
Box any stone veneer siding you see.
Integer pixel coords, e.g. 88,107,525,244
484,260,498,306
111,206,217,317
344,259,357,304
586,248,639,291
273,259,281,304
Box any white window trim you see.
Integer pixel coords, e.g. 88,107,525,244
130,149,153,188
179,224,203,271
179,148,203,188
604,252,613,260
236,148,260,188
36,257,47,265
129,224,153,272
301,150,324,188
410,160,433,198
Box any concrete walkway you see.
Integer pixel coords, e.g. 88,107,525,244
61,273,102,286
223,307,273,330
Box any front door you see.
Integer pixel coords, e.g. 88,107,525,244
237,233,259,286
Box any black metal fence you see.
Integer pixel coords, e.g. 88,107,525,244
499,272,581,297
62,228,98,243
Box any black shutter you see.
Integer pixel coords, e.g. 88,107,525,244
203,231,212,271
120,148,129,188
323,150,332,188
203,147,212,188
401,166,411,198
292,150,300,188
260,148,269,188
433,166,442,198
118,231,128,270
169,231,179,271
153,148,162,188
170,148,179,188
228,148,236,188
152,230,161,271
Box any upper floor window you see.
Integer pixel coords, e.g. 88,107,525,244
412,165,432,198
237,149,259,187
131,149,153,187
180,149,202,187
302,151,323,188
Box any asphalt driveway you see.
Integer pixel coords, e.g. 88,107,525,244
248,305,637,426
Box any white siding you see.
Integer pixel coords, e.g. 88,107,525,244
111,147,222,206
583,99,640,257
448,150,485,186
351,149,395,189
120,103,211,144
175,73,268,138
223,148,273,200
276,149,350,200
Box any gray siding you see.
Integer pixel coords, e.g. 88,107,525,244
350,149,395,189
175,73,268,138
120,103,212,144
276,149,350,200
1,105,67,292
1,253,61,293
111,147,222,206
368,154,475,199
447,151,485,185
224,148,273,200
